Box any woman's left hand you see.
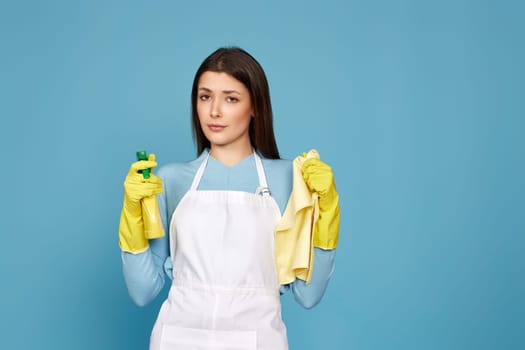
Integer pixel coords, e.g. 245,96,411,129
301,158,336,201
301,156,340,249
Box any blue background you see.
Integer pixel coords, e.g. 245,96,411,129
1,0,523,349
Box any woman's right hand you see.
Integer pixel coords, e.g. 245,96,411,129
119,154,164,253
123,154,163,209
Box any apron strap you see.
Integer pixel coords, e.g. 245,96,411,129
254,152,271,196
189,153,210,191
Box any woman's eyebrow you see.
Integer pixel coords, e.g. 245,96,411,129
222,89,241,95
198,87,241,95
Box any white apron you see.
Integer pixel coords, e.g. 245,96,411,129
150,152,288,350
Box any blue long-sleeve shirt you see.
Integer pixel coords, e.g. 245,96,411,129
121,151,336,308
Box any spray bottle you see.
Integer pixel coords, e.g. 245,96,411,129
136,150,165,239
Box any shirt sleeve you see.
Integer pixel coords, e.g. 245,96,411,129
280,247,336,309
121,182,171,307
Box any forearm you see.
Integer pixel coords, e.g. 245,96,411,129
121,237,168,307
289,247,336,309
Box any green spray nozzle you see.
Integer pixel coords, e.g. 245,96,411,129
136,150,151,179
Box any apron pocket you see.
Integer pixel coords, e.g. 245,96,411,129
160,325,256,350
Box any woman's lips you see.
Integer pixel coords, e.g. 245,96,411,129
208,124,226,132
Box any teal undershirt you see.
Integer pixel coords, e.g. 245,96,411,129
122,150,336,309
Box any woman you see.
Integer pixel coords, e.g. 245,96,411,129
119,47,339,349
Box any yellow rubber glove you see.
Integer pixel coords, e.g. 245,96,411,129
301,157,340,249
119,154,164,253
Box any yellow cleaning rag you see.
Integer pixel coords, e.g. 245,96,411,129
274,150,320,285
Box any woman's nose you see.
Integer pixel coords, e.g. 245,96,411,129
210,99,221,118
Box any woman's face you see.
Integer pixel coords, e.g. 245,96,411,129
197,71,253,152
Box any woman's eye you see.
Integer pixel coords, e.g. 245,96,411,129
199,95,210,101
226,96,239,103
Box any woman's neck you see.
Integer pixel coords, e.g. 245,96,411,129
209,144,254,167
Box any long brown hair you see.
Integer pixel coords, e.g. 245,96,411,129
191,47,280,159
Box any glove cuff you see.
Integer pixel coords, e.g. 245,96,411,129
314,189,340,249
119,209,150,253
